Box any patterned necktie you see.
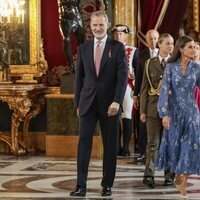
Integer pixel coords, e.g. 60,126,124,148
161,58,166,69
95,41,102,76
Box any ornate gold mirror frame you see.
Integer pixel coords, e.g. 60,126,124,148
10,0,48,83
193,0,199,32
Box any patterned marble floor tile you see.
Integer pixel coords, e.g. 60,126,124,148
0,162,15,169
0,155,199,199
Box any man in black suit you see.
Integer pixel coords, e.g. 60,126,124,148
70,11,128,197
133,29,159,162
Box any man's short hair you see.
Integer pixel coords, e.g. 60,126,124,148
90,11,108,23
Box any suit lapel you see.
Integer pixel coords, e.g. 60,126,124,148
88,40,96,75
99,37,112,75
146,49,151,59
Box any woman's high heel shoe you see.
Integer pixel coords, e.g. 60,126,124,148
180,194,188,199
175,174,183,193
174,173,189,198
180,174,188,197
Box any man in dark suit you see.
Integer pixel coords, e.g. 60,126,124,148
133,29,159,162
70,11,128,197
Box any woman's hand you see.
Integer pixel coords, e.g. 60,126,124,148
140,113,146,123
162,116,170,130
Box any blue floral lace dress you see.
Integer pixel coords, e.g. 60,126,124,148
156,60,200,175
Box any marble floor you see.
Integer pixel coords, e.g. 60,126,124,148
0,154,199,200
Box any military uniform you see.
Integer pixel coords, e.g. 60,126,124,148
111,24,139,156
122,45,138,119
140,56,172,180
118,45,138,156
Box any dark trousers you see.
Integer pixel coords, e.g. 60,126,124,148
77,98,119,189
134,109,147,154
138,121,147,154
118,118,132,151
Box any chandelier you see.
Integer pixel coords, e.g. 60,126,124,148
0,0,25,25
0,0,26,46
0,0,26,82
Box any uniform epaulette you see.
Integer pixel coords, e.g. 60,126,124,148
149,57,157,61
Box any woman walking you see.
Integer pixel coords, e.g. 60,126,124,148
156,36,200,198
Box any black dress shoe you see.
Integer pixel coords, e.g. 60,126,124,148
118,148,123,156
137,154,146,162
70,187,86,197
143,176,155,188
164,179,173,186
101,186,112,196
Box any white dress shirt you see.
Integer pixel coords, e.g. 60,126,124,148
150,48,159,58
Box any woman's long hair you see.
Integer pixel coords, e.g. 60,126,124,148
168,36,193,63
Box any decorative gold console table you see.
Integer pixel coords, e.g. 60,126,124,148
0,84,48,155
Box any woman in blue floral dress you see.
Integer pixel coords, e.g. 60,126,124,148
156,36,200,198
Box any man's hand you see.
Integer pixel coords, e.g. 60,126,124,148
162,116,170,130
140,113,146,123
107,102,119,116
133,96,139,110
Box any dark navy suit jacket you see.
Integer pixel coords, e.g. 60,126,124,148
134,48,151,97
74,36,128,117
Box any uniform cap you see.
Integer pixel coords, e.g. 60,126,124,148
111,24,131,34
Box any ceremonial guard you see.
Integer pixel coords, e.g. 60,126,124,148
112,24,139,156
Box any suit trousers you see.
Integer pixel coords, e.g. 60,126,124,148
134,109,147,154
138,120,147,155
144,116,162,177
77,97,119,189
